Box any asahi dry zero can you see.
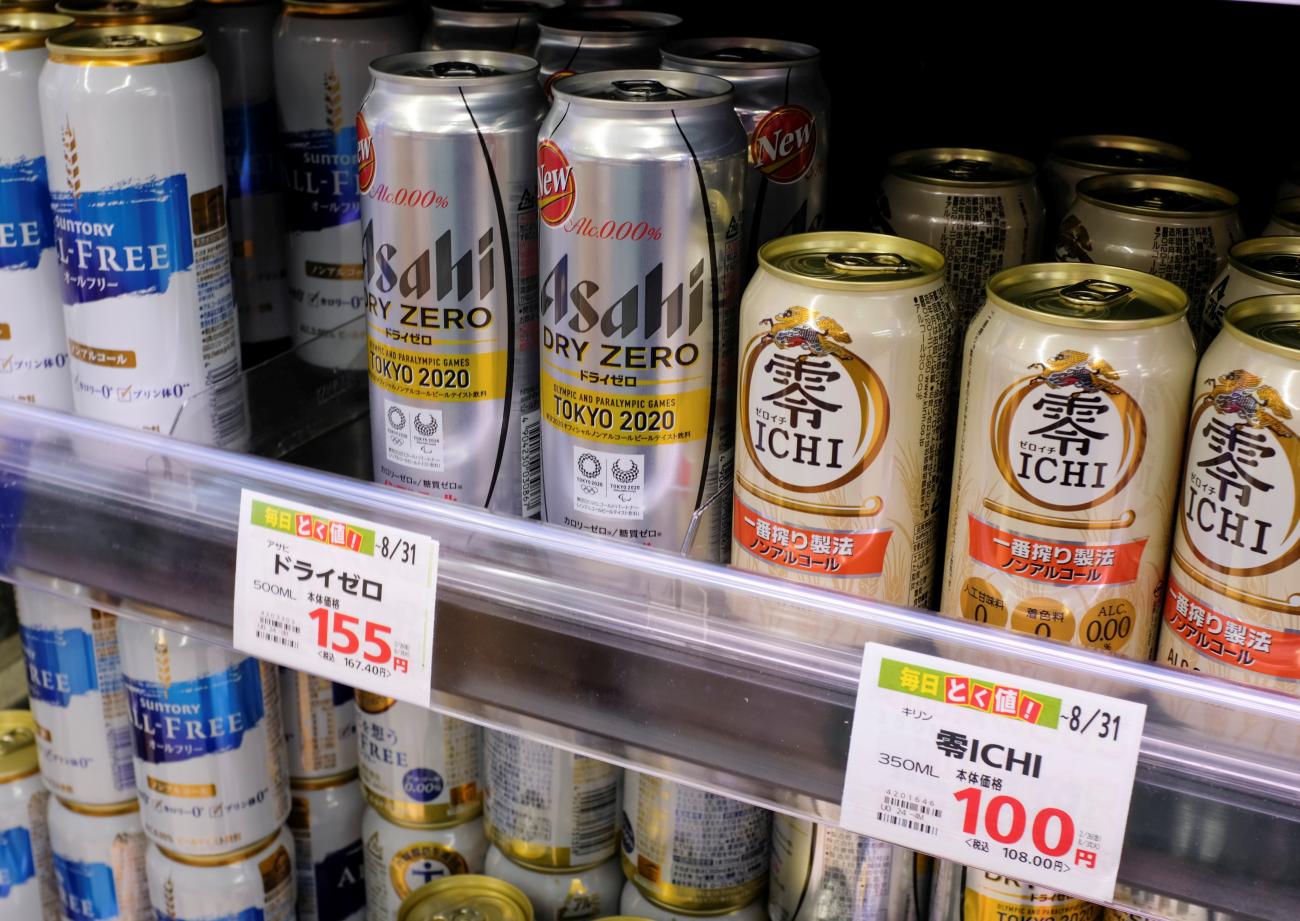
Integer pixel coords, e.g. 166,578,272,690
1200,236,1300,349
289,773,366,921
533,12,680,99
422,0,561,54
928,861,1100,921
1042,134,1190,219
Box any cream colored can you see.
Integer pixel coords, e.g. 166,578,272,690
1263,196,1300,237
927,862,1100,921
145,826,296,921
1200,237,1300,349
939,263,1196,659
1160,295,1300,695
362,805,486,921
731,232,955,609
485,845,623,921
1041,135,1190,219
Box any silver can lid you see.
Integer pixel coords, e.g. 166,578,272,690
553,68,731,107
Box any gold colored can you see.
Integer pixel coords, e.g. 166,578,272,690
731,232,955,609
0,0,58,11
1263,196,1300,236
0,710,39,782
1161,295,1300,695
1200,237,1300,349
939,263,1196,659
398,874,534,921
1042,134,1190,218
929,861,1101,921
54,0,194,25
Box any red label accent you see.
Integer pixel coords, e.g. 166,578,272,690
537,140,575,227
1163,574,1300,678
967,515,1146,586
356,112,375,194
733,496,891,577
750,105,817,184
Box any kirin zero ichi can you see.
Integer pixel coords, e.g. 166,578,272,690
731,233,955,609
1161,295,1300,695
1041,134,1190,219
537,70,746,559
15,583,136,806
0,710,59,921
1200,236,1300,349
533,12,681,98
289,773,366,921
281,668,357,781
398,876,533,921
484,845,623,921
360,51,544,513
273,0,412,369
878,148,1046,329
939,263,1196,659
0,12,74,410
928,861,1100,921
1264,197,1300,237
422,0,561,53
48,796,150,921
145,826,296,921
661,38,829,268
39,25,248,446
116,620,291,856
363,804,487,921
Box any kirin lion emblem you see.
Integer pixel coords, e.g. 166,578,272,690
1029,350,1122,394
1207,369,1293,438
760,306,852,362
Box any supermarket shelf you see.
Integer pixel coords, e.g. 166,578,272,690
0,373,1298,919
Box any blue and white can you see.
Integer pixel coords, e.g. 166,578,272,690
288,773,365,921
0,709,60,920
48,795,151,921
117,620,290,857
145,825,296,921
281,667,357,781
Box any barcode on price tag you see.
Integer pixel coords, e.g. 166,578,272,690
231,489,438,708
839,644,1146,903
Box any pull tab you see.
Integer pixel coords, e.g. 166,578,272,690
1257,253,1300,279
0,726,33,756
707,46,782,63
105,0,141,9
826,252,914,275
432,61,484,78
941,158,989,180
1060,279,1133,306
103,33,156,47
0,24,19,33
612,79,670,100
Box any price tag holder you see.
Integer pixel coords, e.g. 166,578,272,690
840,643,1146,903
232,489,438,708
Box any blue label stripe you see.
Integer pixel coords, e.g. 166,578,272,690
20,624,100,706
0,826,36,898
315,839,365,921
53,855,119,921
126,656,265,765
155,909,264,921
332,683,354,707
279,127,359,232
0,156,54,270
224,100,278,200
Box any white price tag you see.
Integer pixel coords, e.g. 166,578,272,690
840,644,1146,903
232,489,438,707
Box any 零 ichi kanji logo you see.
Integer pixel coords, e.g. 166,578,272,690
357,112,375,194
537,140,575,227
750,105,816,184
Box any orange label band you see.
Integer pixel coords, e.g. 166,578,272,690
967,515,1146,586
733,496,891,577
1163,574,1300,679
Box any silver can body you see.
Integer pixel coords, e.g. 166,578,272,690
533,12,680,97
661,39,829,269
621,880,769,921
361,806,486,921
48,797,151,921
486,846,623,921
422,0,562,53
273,2,413,369
15,585,136,806
1041,134,1190,219
360,51,544,514
117,621,291,856
281,667,358,781
0,34,72,409
927,860,1101,921
537,70,746,560
144,826,296,921
0,764,58,919
289,776,366,921
1200,237,1300,348
197,0,291,348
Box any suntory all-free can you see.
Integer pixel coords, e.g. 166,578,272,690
0,710,59,920
273,0,412,369
1161,295,1300,696
48,796,150,921
1056,173,1242,337
879,148,1045,329
621,881,768,921
360,51,545,513
1041,135,1190,219
397,876,532,921
731,233,955,609
15,584,136,806
537,70,746,560
533,12,681,98
768,815,922,921
289,774,366,921
939,264,1196,659
117,621,291,856
356,693,482,827
619,772,770,913
661,38,829,268
363,805,487,921
0,12,74,410
422,0,561,53
39,25,248,446
1263,197,1300,237
927,862,1100,921
1200,237,1300,350
53,0,192,24
485,846,623,921
196,0,291,363
281,667,358,780
145,826,296,921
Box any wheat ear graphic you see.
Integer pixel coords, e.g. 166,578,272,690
164,878,176,919
154,636,172,693
61,119,80,196
324,69,344,133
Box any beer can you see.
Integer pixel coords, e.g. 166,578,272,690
0,710,59,920
1275,162,1300,202
363,805,487,921
359,50,545,513
660,38,829,268
730,232,955,609
196,0,291,361
485,846,623,921
482,729,621,871
927,861,1100,921
619,772,770,913
878,148,1045,328
356,693,482,827
281,667,358,780
1042,134,1190,219
48,796,150,921
289,773,366,921
39,25,248,447
1056,173,1242,336
938,263,1196,660
273,0,413,370
53,0,193,25
15,584,136,806
0,0,57,10
145,825,296,921
768,814,921,921
537,70,746,560
422,0,561,53
533,12,681,98
1262,196,1300,237
0,12,74,410
1161,295,1300,695
620,881,767,921
117,621,291,856
397,875,531,921
1200,236,1300,349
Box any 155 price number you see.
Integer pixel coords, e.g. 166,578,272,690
309,607,392,664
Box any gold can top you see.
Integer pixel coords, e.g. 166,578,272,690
0,0,57,11
0,10,73,44
1271,196,1300,233
1076,173,1238,217
1227,236,1300,290
55,795,140,817
55,0,193,24
539,9,680,36
0,711,39,784
989,262,1187,330
759,231,944,291
1224,295,1300,361
1048,134,1191,174
282,0,406,16
290,768,359,791
888,147,1036,187
47,23,203,62
158,827,285,867
398,875,533,921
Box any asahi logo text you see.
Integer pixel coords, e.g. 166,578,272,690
362,221,497,331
